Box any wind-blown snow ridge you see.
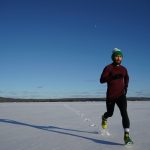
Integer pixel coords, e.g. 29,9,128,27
63,104,96,127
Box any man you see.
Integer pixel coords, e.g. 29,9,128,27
100,48,133,144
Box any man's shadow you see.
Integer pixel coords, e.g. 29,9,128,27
0,118,123,146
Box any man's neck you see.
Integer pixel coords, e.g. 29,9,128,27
112,62,121,66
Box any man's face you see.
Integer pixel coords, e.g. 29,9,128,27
114,55,122,65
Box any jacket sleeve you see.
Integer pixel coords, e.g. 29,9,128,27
124,69,129,87
124,68,129,94
100,66,111,83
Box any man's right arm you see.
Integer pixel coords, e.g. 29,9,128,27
100,66,111,83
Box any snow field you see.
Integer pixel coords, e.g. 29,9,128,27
0,101,150,150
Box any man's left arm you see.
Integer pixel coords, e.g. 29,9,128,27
124,69,129,95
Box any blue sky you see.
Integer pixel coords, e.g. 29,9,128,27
0,0,150,98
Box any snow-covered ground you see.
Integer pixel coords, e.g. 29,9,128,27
0,101,150,150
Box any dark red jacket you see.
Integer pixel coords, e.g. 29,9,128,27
100,63,129,100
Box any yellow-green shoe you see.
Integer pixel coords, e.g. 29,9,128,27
101,115,107,129
124,132,133,145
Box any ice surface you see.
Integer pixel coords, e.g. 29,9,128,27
0,101,150,150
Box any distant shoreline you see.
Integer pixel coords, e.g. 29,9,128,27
0,97,150,102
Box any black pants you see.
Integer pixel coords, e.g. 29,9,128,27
103,95,130,129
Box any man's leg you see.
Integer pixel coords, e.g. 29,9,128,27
116,95,133,144
116,95,130,129
101,100,115,129
103,100,115,119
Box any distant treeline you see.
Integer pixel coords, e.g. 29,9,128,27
0,97,150,102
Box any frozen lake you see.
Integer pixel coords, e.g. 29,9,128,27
0,101,150,150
